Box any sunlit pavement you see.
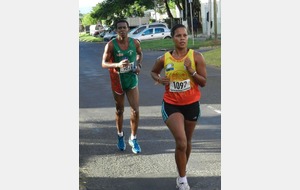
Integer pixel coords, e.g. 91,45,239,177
79,42,221,190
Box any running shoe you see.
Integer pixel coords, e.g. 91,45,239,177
117,135,126,151
128,138,141,154
176,177,190,190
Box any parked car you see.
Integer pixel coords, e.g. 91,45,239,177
129,22,169,36
98,26,111,38
89,24,104,37
103,31,117,42
99,30,108,38
130,27,171,42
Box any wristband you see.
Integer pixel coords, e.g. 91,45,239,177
191,71,197,76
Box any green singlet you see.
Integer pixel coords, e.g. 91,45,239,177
111,38,138,93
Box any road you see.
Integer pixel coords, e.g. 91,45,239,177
79,41,221,190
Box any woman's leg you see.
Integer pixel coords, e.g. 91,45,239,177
166,113,187,177
184,120,197,163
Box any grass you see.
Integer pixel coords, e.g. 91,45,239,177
202,47,221,68
79,32,103,42
140,38,220,51
140,38,221,68
79,32,221,67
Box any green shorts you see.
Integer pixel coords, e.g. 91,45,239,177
119,72,138,92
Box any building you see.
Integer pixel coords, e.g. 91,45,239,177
201,0,221,36
147,0,221,36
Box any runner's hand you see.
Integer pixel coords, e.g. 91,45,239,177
158,76,170,85
118,59,129,68
135,65,141,75
184,57,192,69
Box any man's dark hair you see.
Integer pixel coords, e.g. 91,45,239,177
115,19,129,28
171,24,186,37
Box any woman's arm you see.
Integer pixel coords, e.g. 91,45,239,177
185,51,207,87
150,55,169,85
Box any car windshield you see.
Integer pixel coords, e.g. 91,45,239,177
129,28,137,34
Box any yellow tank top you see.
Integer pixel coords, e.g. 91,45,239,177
163,49,201,105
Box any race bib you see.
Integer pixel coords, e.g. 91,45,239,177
119,62,134,73
169,79,191,92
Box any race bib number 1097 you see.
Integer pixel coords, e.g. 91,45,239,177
169,79,191,92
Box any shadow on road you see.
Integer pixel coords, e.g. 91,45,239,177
79,114,220,161
80,176,221,190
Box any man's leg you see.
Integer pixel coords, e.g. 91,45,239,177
126,87,139,137
113,91,125,133
113,91,126,151
126,87,141,153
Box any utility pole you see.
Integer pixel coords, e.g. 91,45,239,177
189,0,194,45
213,0,218,40
154,0,157,22
185,0,188,20
207,0,212,38
181,0,188,29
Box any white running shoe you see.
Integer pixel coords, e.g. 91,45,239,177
176,177,190,190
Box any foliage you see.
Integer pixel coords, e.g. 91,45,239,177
81,13,99,27
154,0,166,14
83,0,203,31
91,0,154,26
127,1,147,17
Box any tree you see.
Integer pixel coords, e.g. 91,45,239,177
163,0,174,18
191,0,202,32
88,0,203,31
162,0,202,30
174,0,201,32
91,0,153,26
81,13,99,27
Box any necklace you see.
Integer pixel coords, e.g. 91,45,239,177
174,49,188,59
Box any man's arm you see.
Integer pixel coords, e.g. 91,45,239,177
102,41,128,69
134,39,143,69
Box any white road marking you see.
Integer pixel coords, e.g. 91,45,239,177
207,105,221,114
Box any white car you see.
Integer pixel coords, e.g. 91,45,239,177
130,27,171,42
129,23,169,36
89,24,104,36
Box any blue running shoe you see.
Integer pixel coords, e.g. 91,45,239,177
117,135,126,151
128,138,141,154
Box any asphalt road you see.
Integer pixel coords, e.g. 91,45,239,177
79,41,221,190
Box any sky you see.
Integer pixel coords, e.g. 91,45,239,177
79,0,103,14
